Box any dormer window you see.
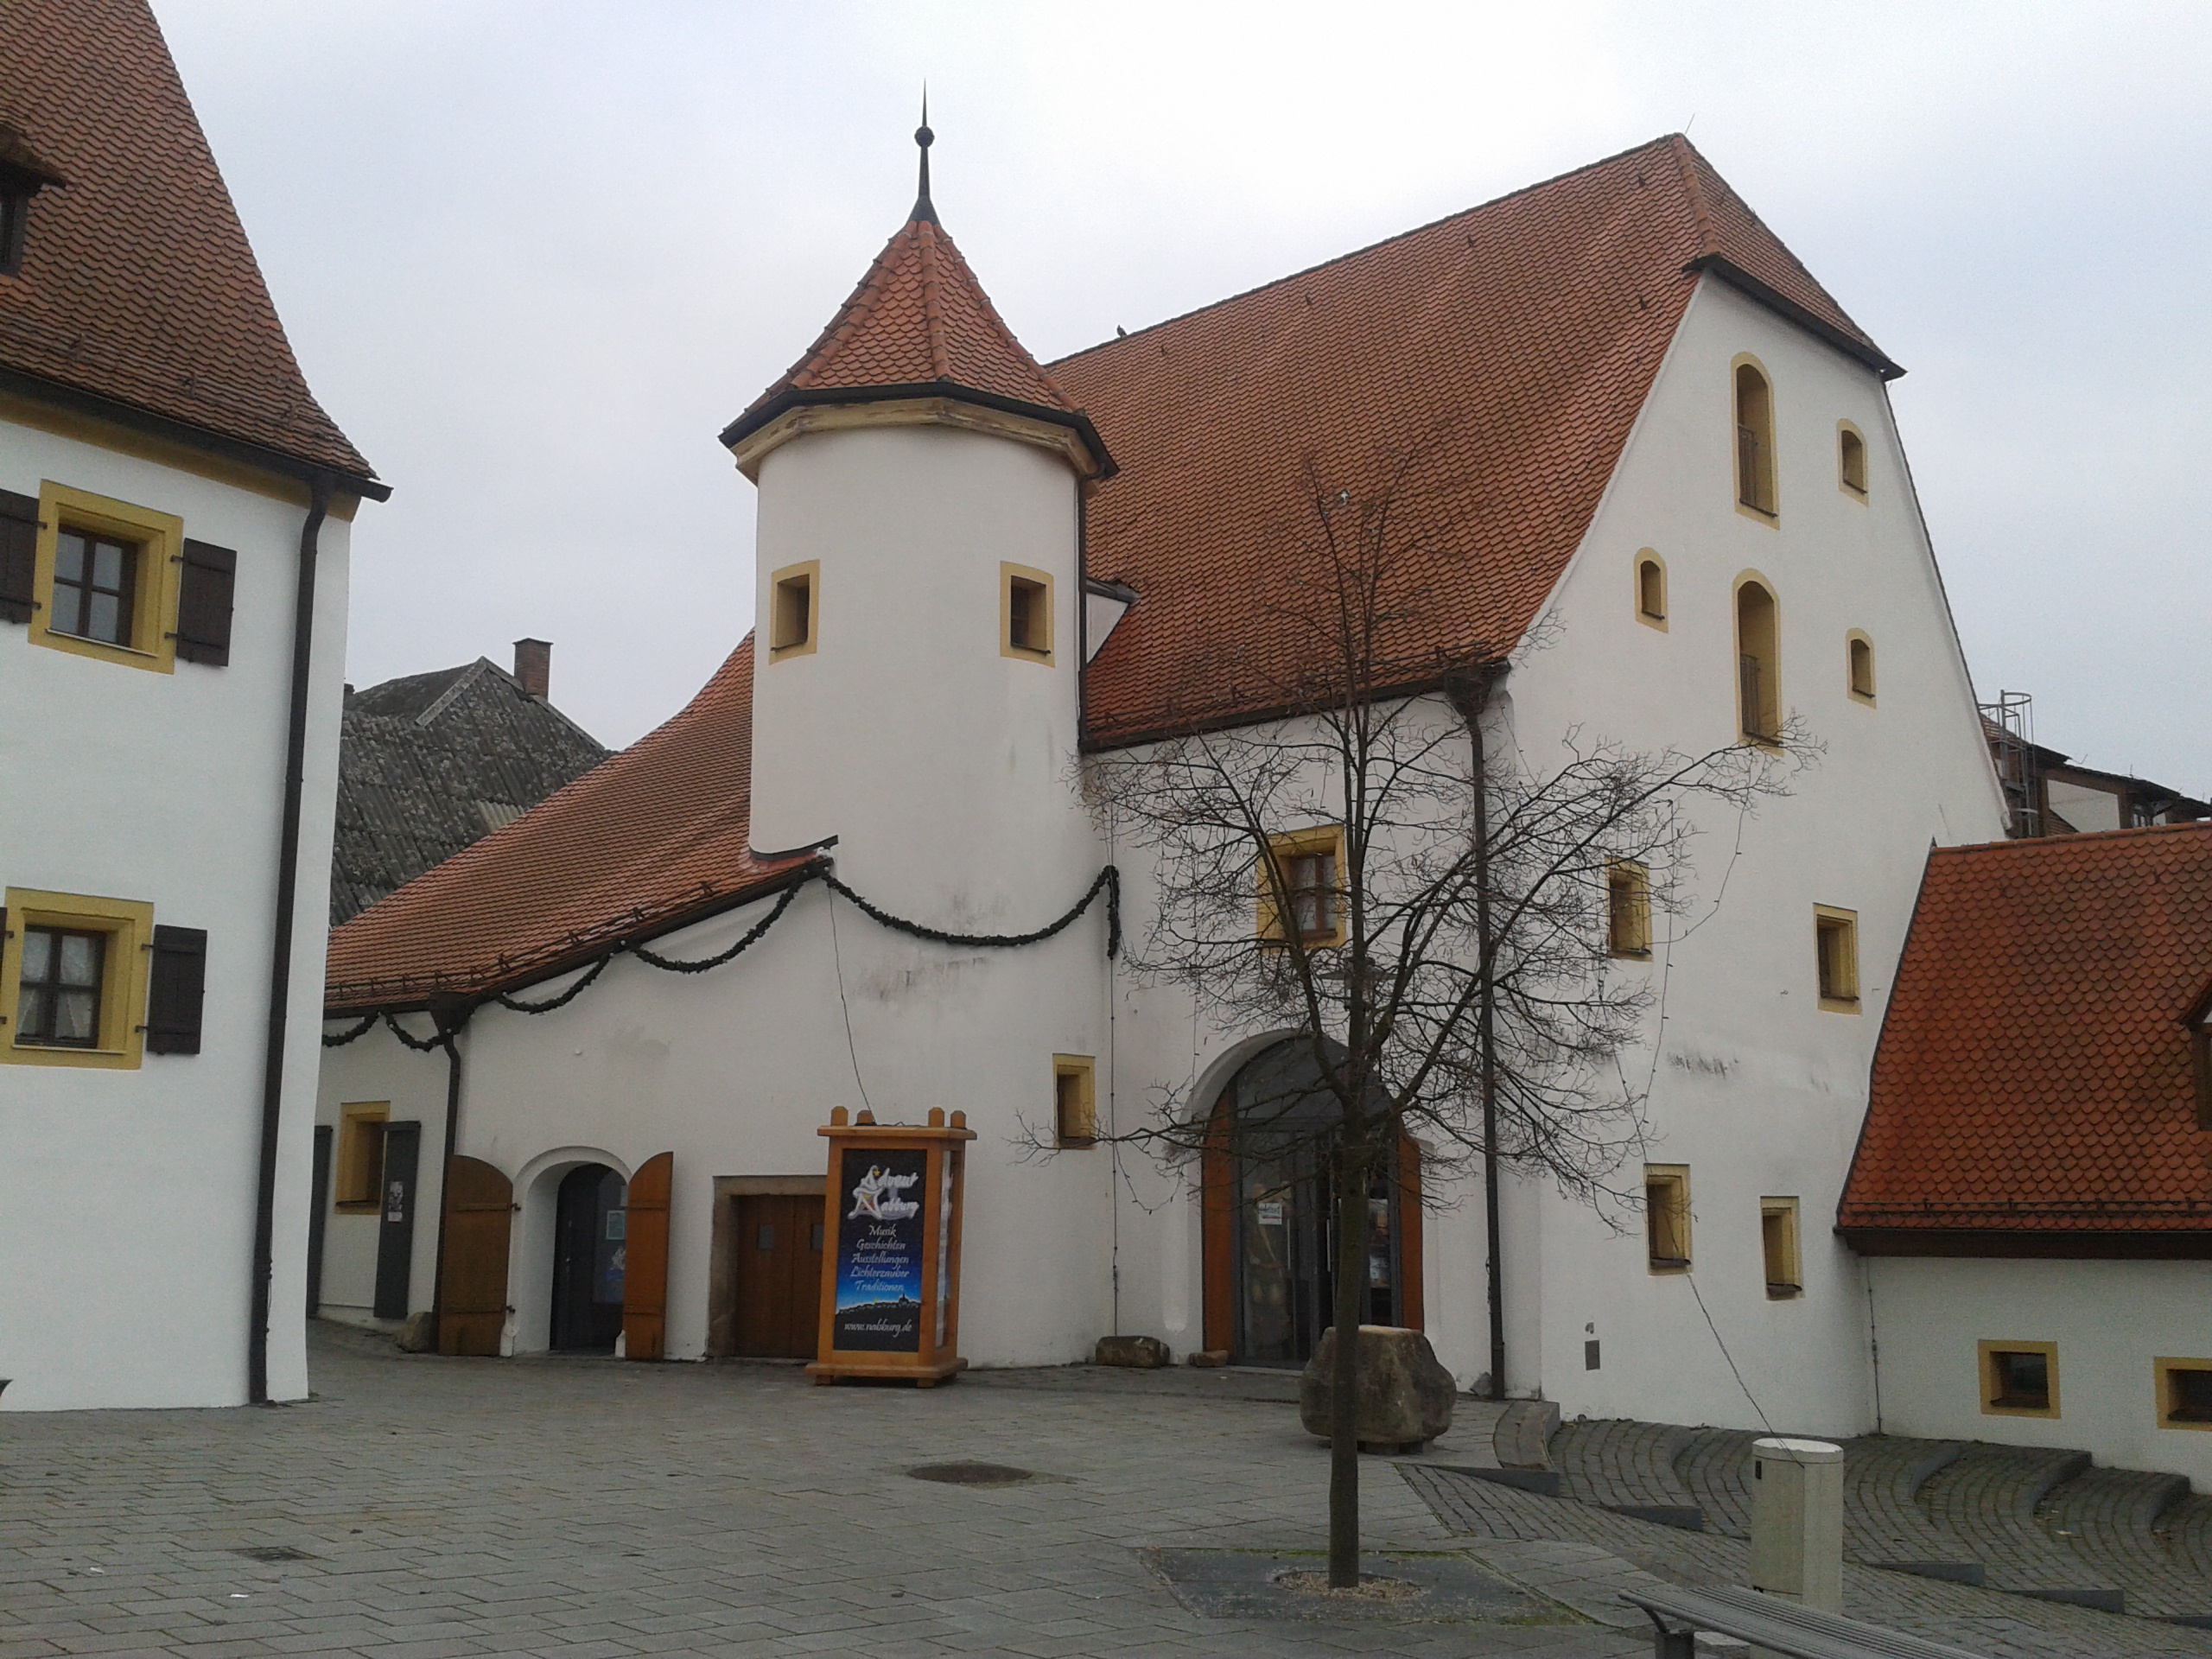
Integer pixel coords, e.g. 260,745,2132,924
0,124,69,279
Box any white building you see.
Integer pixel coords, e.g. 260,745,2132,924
0,0,384,1410
316,132,2005,1438
1841,824,2212,1486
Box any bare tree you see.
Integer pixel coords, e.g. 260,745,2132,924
1076,448,1813,1588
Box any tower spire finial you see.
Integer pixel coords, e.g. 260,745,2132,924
912,88,937,225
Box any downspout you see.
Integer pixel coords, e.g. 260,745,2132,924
1446,664,1509,1401
425,995,471,1348
248,474,330,1404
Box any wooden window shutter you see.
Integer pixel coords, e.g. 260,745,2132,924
435,1155,513,1357
0,487,40,625
621,1151,673,1361
175,539,237,665
145,925,208,1054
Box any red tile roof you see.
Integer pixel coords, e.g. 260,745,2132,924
325,638,812,1009
1840,825,2212,1242
0,0,378,488
1058,135,1890,746
725,206,1085,447
327,137,1894,1008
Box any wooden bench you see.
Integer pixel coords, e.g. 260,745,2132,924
1620,1584,1990,1658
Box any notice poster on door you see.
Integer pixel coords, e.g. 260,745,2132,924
831,1147,925,1351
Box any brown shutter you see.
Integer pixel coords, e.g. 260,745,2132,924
0,488,40,625
145,925,207,1055
622,1151,673,1361
1396,1131,1424,1332
435,1155,512,1356
175,539,237,665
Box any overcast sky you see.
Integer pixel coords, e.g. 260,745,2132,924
153,2,2211,790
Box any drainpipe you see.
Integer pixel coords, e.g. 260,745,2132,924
248,474,330,1404
1446,664,1509,1401
425,994,472,1348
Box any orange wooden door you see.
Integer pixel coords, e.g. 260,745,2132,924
622,1151,672,1360
732,1194,824,1357
436,1155,512,1357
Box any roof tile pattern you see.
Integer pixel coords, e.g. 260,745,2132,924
0,0,374,480
1840,825,2212,1234
332,660,610,925
742,213,1076,417
1054,135,1881,746
326,638,807,1007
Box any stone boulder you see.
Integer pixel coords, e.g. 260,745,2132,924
1299,1325,1456,1452
1093,1334,1171,1369
396,1311,437,1354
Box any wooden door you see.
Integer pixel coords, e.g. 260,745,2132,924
622,1151,672,1361
732,1194,824,1358
436,1155,512,1357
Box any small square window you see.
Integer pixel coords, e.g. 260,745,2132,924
2158,1358,2212,1430
1645,1165,1689,1272
1260,827,1345,948
768,561,817,659
50,529,140,646
1053,1055,1096,1147
29,482,184,672
1760,1198,1802,1298
1815,906,1859,1010
1606,860,1651,958
1980,1339,2060,1417
2,887,156,1070
335,1102,390,1209
1001,563,1054,664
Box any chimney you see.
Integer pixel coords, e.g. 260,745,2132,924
512,638,550,699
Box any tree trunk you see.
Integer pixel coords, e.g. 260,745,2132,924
1327,1138,1370,1587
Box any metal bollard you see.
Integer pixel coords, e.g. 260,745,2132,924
1748,1436,1844,1613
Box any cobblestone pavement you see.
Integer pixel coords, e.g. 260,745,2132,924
0,1326,1632,1659
1403,1463,2212,1657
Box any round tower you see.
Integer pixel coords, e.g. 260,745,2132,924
721,122,1114,918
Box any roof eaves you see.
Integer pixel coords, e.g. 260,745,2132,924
720,378,1116,480
1687,254,1905,381
0,362,391,501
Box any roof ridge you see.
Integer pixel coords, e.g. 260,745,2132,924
917,219,951,380
1668,132,1717,257
1931,821,2212,858
1046,133,1687,367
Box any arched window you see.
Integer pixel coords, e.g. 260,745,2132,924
1838,421,1867,498
1847,630,1876,703
1634,550,1667,629
1735,575,1780,744
1734,359,1777,518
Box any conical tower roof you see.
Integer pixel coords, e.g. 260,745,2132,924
722,122,1109,476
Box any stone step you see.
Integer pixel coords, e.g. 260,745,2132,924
2037,1466,2209,1620
1550,1418,1700,1521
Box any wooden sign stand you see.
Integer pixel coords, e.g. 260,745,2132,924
807,1106,976,1387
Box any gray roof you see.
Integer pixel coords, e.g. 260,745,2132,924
332,658,609,925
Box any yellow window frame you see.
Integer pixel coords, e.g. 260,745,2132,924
1644,1163,1690,1273
1815,904,1860,1012
1980,1338,2061,1419
1606,859,1652,958
1258,825,1347,949
1,887,156,1069
2155,1357,2212,1432
29,481,184,673
1001,562,1055,664
334,1101,391,1210
1052,1055,1096,1147
767,560,818,661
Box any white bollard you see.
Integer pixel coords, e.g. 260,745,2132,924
1748,1437,1844,1614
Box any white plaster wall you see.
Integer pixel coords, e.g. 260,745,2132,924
1868,1256,2212,1487
0,418,349,1409
1504,278,2007,1432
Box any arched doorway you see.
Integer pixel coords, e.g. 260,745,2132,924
1200,1039,1421,1366
550,1163,626,1352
